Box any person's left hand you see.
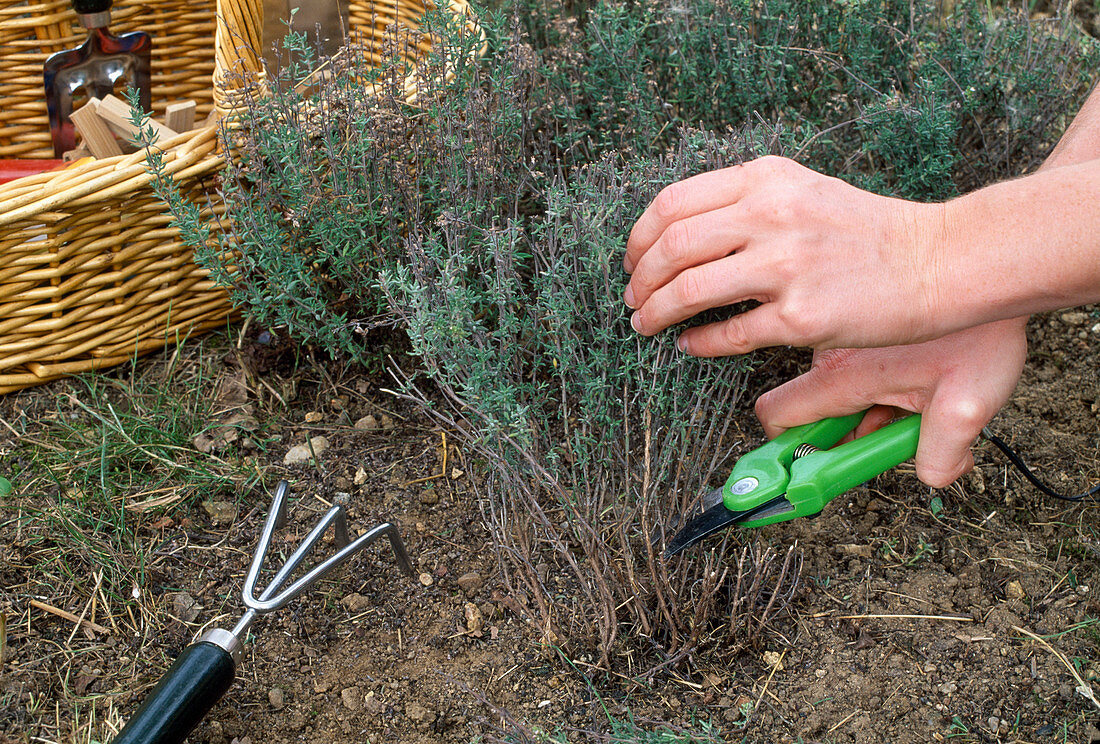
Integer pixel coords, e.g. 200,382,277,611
623,156,950,355
753,317,1028,488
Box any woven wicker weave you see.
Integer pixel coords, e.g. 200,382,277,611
0,0,480,394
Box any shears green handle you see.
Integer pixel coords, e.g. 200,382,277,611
723,412,921,528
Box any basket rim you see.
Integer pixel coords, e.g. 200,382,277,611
0,0,485,219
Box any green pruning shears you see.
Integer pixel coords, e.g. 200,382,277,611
665,412,921,556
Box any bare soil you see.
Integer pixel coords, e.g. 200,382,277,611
2,306,1099,744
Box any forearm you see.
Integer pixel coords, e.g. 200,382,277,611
1042,84,1100,170
938,158,1100,326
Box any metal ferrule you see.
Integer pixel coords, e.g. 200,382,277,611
79,11,111,29
198,628,245,665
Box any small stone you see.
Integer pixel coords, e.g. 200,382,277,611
354,466,368,485
938,682,957,695
762,650,784,670
456,572,483,596
202,500,237,525
1091,322,1100,334
341,593,372,613
1006,580,1025,600
405,701,436,725
354,414,380,431
1061,312,1087,326
268,687,286,709
284,436,329,465
419,487,439,505
314,680,331,693
418,572,434,587
815,669,828,679
341,687,362,710
304,411,323,423
380,414,396,430
465,602,484,636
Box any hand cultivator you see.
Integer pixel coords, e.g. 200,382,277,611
110,481,413,744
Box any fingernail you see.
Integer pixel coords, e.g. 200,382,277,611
676,335,689,353
630,312,642,333
623,285,636,308
623,256,635,274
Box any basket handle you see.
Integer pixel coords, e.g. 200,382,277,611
213,0,268,116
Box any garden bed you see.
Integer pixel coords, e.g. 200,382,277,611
1,306,1098,743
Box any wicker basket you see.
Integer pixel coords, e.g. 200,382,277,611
0,0,481,394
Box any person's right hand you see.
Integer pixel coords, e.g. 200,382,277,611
754,317,1028,488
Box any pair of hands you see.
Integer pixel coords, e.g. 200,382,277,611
624,156,1028,487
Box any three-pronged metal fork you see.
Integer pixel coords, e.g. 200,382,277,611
110,481,413,744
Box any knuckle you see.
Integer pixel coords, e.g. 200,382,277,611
652,183,684,222
753,392,775,420
672,268,705,307
774,301,816,344
751,155,797,178
660,221,694,265
812,349,856,376
943,395,990,433
721,315,751,353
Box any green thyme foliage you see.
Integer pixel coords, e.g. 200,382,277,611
145,10,514,364
521,0,1097,197
144,1,1098,364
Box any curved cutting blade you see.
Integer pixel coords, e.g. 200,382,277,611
663,495,793,557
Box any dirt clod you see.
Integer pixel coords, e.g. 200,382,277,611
419,487,439,505
364,692,385,714
201,500,237,525
169,592,201,623
341,687,362,711
405,701,436,726
340,593,372,613
464,602,484,636
268,687,285,709
1006,580,1026,600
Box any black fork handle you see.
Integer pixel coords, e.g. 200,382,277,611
110,641,236,744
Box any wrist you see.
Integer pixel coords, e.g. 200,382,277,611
904,199,966,339
940,162,1100,324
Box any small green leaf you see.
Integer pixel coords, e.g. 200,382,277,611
0,477,11,498
929,496,943,517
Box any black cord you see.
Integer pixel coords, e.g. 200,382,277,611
981,427,1100,502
